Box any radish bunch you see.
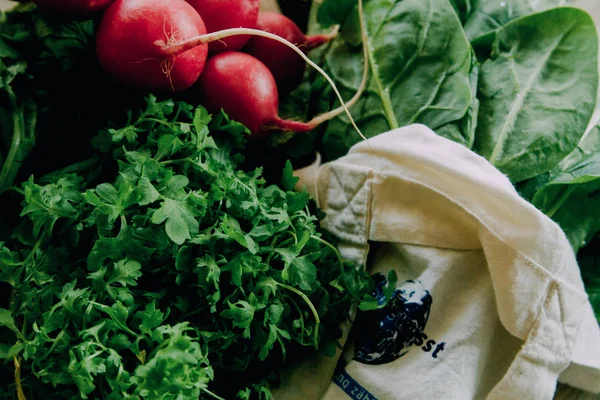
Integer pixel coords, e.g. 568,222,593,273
32,0,367,140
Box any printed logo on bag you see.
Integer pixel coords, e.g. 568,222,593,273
333,369,379,400
354,273,445,365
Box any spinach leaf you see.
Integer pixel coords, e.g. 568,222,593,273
317,0,357,27
531,128,600,252
436,47,480,148
539,184,600,254
560,105,600,169
464,0,569,41
314,0,473,161
449,0,474,24
473,7,598,183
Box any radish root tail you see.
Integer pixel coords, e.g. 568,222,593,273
307,0,369,144
155,17,368,142
160,58,176,92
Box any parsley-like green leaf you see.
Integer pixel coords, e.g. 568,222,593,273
151,197,201,245
0,307,18,333
0,95,373,400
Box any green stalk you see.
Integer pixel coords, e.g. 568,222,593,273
9,236,43,341
275,282,320,349
310,235,345,269
14,357,27,400
0,97,25,194
0,90,36,195
201,388,226,400
38,156,101,184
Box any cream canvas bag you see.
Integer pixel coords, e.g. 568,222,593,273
272,125,600,400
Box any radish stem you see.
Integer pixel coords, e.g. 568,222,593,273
156,27,368,142
303,25,340,51
308,0,369,129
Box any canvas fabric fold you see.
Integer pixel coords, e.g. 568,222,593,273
271,124,600,400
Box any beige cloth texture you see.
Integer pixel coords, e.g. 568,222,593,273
272,125,600,400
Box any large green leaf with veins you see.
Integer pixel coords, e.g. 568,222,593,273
313,0,473,161
464,0,570,41
473,7,598,183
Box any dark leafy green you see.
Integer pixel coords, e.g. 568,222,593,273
0,6,147,196
313,0,473,161
305,0,600,321
0,97,373,399
473,7,598,183
530,115,600,251
578,239,600,322
463,0,569,41
0,6,90,194
448,0,473,24
316,0,356,27
435,46,480,148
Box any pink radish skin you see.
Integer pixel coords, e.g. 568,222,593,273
198,52,313,138
245,12,337,90
94,0,367,140
33,0,115,15
96,0,208,92
186,0,259,54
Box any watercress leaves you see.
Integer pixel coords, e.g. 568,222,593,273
1,97,372,400
0,307,18,333
151,197,202,245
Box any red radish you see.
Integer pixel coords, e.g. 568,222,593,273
94,0,367,140
198,52,314,138
245,12,338,90
186,0,259,54
96,0,208,92
33,0,115,15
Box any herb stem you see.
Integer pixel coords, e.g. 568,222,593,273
310,235,345,269
201,387,226,400
89,302,139,337
234,176,254,196
157,27,368,142
24,237,43,265
161,158,190,166
14,357,27,400
136,117,173,127
0,92,24,195
287,297,309,345
9,236,44,339
35,329,67,362
275,283,320,349
264,236,280,265
180,305,210,320
38,157,100,184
